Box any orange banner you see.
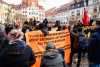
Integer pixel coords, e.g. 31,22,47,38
25,29,71,67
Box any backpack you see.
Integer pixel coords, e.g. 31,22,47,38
78,34,88,49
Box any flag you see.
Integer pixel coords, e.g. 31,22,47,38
82,8,90,26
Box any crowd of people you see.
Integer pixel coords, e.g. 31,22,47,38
70,18,100,67
0,17,100,67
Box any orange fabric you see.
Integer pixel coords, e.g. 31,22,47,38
32,57,41,67
25,30,71,67
65,31,71,64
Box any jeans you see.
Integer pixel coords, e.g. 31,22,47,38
89,64,100,67
77,48,87,67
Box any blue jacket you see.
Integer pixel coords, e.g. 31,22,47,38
88,28,100,63
78,33,88,49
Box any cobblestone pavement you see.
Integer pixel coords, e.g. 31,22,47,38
70,53,89,67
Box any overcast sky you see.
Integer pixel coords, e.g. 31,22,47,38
3,0,22,5
3,0,73,10
39,0,73,10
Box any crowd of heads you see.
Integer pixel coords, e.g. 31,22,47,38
0,18,69,50
0,17,100,67
0,18,68,67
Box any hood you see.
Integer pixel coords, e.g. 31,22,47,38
16,40,26,47
44,50,58,59
43,50,64,65
9,40,26,48
46,42,55,50
7,40,26,55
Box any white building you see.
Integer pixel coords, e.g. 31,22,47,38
0,3,11,23
20,5,45,22
47,0,100,25
54,11,69,25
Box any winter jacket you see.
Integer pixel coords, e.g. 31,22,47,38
5,25,13,34
88,28,100,64
39,23,48,36
0,40,36,67
40,49,64,67
78,33,88,49
70,31,78,53
22,25,32,33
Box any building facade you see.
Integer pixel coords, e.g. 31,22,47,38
0,0,45,23
0,2,12,23
20,5,45,22
46,0,100,25
22,0,38,7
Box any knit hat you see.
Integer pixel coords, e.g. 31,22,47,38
46,42,55,50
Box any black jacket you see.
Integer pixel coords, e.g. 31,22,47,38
41,49,64,67
39,23,48,36
88,28,100,63
0,40,36,67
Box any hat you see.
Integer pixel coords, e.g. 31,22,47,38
46,42,55,50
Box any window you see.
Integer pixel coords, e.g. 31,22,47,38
71,4,74,9
80,1,84,7
77,10,80,16
74,4,77,9
85,0,89,6
29,8,31,10
71,11,75,16
25,11,27,13
93,0,96,3
94,7,97,13
99,5,100,12
78,4,80,7
93,0,99,4
29,12,31,15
